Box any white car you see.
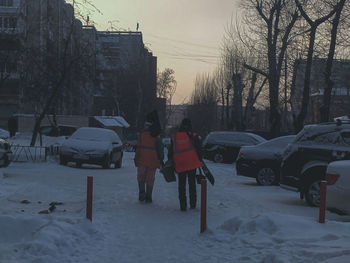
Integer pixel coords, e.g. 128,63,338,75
326,160,350,215
60,127,123,169
0,138,12,168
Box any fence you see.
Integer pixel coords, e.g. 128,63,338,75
10,144,60,162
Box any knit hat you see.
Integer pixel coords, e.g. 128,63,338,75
179,118,192,132
145,110,161,137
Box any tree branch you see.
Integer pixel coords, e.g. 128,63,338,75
243,63,268,77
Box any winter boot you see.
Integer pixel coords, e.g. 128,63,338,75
145,185,153,203
138,181,146,202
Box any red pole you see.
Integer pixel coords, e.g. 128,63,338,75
319,180,327,223
86,176,93,221
200,179,207,233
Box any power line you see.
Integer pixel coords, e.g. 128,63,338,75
146,33,219,51
160,52,217,65
159,51,220,59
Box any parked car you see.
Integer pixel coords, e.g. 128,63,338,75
326,160,350,215
0,128,10,139
202,131,266,163
59,127,123,169
39,125,78,137
0,138,12,168
280,121,350,206
236,135,296,185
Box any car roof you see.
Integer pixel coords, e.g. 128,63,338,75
208,131,266,141
301,123,350,134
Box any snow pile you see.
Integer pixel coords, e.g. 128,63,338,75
0,214,100,263
1,148,350,262
213,213,350,262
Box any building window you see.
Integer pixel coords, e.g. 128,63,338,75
0,16,17,29
0,61,17,73
0,0,13,6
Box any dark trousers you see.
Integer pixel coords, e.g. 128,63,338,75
178,169,197,210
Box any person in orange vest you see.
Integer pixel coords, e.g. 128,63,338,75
134,110,164,203
168,118,202,211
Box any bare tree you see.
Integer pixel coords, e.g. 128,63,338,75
157,68,177,128
294,0,341,131
319,0,347,122
187,74,219,135
25,0,98,146
242,0,299,137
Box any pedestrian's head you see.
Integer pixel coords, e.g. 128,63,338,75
144,110,156,128
179,118,192,132
145,110,161,137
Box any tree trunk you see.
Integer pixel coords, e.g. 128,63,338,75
320,0,345,122
232,74,243,131
221,87,225,129
268,55,281,138
243,72,257,130
294,26,317,133
226,83,231,129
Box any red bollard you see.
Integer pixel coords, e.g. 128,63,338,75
86,176,93,221
200,179,207,233
319,180,327,223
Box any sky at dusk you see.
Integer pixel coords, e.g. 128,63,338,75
88,0,238,104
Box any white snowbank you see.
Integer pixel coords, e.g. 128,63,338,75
1,148,350,262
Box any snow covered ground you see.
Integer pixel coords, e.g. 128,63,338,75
1,147,350,262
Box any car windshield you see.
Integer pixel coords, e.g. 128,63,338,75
70,128,120,142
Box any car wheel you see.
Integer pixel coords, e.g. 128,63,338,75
103,154,111,169
305,179,321,206
256,167,277,186
59,155,67,165
213,152,224,163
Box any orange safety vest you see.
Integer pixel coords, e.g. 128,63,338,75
135,131,160,169
171,132,202,173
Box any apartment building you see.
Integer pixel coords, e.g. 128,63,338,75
0,0,96,128
0,0,161,130
0,0,23,128
94,31,160,128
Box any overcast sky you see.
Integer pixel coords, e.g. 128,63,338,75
89,0,238,104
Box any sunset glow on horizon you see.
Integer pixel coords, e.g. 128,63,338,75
88,0,237,104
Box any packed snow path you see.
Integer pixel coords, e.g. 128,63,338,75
1,152,350,263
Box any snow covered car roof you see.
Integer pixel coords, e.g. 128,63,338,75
296,123,350,142
70,127,121,143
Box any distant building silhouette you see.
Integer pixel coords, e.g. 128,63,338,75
292,57,350,123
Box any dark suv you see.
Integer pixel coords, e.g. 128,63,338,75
280,121,350,206
202,131,266,163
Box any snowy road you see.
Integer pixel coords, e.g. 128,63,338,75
1,152,350,263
